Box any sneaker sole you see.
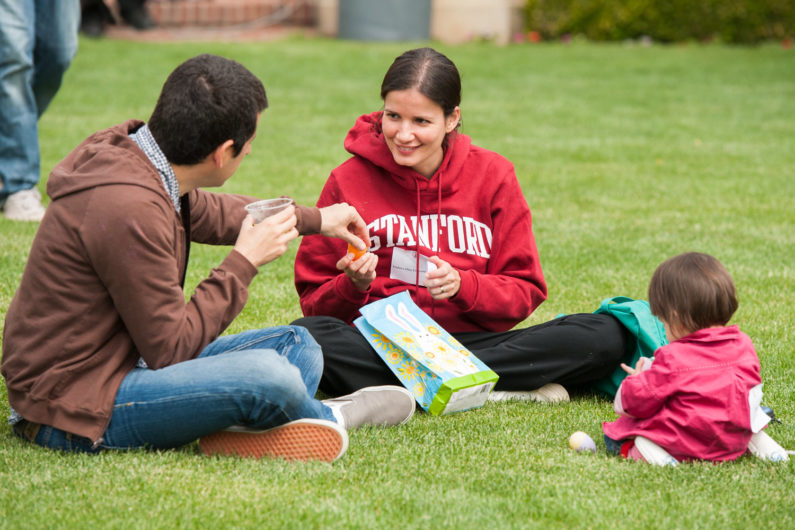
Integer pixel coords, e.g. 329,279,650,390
198,419,348,463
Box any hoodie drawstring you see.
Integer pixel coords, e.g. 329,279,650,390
414,183,422,293
412,172,445,318
430,173,443,317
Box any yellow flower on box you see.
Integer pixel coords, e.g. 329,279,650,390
370,332,397,353
395,331,422,355
384,350,402,364
398,361,419,381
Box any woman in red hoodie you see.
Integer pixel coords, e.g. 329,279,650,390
292,47,629,401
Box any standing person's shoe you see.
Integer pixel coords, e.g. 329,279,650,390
199,419,348,462
323,385,416,429
80,2,109,37
2,188,46,221
118,0,156,30
488,383,570,404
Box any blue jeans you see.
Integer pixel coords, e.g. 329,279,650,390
13,327,337,453
0,0,79,199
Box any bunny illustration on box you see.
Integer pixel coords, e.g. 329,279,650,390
355,291,499,415
384,301,478,377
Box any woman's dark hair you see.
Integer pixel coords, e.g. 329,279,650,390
648,252,738,334
148,54,268,165
380,47,461,120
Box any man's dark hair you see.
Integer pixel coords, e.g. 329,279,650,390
148,54,268,165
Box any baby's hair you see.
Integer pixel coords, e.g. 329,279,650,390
648,252,738,335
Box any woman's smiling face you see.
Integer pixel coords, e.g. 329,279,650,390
381,88,460,179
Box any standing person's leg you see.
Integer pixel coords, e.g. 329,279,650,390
0,0,79,219
458,313,628,390
0,0,39,201
33,0,80,115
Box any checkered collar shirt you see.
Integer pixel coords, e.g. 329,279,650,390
128,123,179,370
129,123,181,213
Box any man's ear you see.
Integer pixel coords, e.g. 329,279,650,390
211,139,236,168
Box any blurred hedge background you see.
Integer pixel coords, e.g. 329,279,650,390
525,0,795,43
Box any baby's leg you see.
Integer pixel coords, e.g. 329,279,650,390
747,431,789,462
603,434,678,466
632,436,679,466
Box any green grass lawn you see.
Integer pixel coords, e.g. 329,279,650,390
1,36,793,528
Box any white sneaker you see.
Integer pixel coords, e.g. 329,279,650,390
323,385,416,430
488,383,570,404
634,436,679,467
747,431,789,462
3,188,46,221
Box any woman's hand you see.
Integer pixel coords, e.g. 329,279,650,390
337,251,378,292
234,205,298,268
425,256,461,300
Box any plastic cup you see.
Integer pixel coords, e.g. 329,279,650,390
245,197,293,224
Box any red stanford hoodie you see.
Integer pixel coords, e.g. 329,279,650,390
295,112,547,332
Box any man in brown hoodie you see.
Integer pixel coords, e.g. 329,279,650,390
2,54,415,463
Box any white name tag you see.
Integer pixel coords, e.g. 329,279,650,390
389,247,437,286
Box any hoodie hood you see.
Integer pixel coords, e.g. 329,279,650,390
47,120,165,202
343,112,479,309
343,111,472,197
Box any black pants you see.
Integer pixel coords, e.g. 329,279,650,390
291,313,629,397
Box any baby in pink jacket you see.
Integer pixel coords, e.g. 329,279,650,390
602,252,787,465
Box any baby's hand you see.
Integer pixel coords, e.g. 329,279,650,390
621,357,650,376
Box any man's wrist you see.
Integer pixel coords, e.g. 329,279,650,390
296,205,322,235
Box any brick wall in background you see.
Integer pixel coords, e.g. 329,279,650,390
147,0,314,27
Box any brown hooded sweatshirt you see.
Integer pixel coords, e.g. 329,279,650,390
2,120,320,443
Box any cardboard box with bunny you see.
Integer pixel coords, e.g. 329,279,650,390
354,291,499,415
